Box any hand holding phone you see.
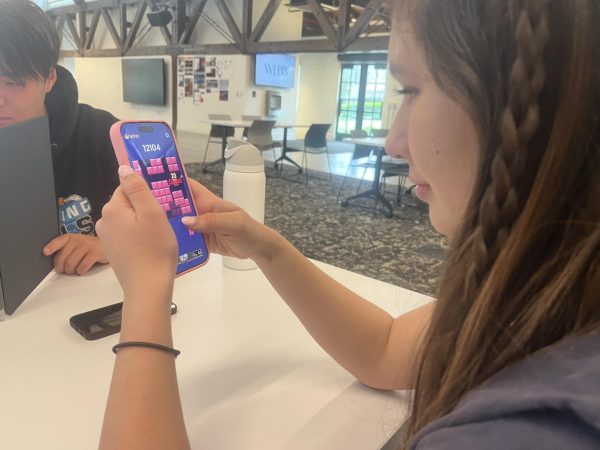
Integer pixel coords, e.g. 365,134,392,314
109,121,209,275
96,166,179,296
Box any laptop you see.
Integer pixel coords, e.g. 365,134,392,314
0,116,59,315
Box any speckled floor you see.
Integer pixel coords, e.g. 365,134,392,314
185,163,447,296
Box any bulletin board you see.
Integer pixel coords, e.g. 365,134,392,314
178,55,233,104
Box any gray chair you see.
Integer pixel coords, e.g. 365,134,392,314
201,114,234,171
371,128,389,138
209,113,232,121
286,123,332,183
242,115,263,138
336,129,377,202
381,161,410,206
246,120,281,168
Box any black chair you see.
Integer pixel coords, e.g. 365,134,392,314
201,114,235,171
285,124,332,183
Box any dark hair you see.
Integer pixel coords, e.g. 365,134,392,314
0,0,60,84
395,0,599,446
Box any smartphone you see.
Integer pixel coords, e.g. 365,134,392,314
69,302,178,341
110,120,209,275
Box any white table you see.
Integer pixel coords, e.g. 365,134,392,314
207,120,310,172
0,256,431,450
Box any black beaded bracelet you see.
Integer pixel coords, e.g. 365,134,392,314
112,341,181,358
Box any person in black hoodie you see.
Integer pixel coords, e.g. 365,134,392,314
0,0,119,275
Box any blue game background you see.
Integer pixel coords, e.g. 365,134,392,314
121,122,208,273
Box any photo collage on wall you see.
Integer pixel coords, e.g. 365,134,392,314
178,55,232,104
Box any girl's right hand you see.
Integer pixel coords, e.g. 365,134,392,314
183,180,280,263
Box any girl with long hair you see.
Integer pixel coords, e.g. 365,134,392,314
96,1,599,448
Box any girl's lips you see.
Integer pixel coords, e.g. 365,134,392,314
415,184,431,201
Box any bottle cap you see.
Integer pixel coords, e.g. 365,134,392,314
225,138,265,173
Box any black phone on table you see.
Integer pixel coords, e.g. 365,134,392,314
69,302,177,341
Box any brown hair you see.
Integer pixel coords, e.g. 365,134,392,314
397,0,600,445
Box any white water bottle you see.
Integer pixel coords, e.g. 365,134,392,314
222,138,266,270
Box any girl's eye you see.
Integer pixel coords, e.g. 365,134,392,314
394,87,418,97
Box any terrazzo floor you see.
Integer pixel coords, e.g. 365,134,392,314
186,162,447,296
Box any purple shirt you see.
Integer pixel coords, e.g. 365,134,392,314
411,331,600,449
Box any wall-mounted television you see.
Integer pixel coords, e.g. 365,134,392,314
122,58,166,106
255,53,296,89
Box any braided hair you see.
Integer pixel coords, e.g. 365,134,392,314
397,0,600,445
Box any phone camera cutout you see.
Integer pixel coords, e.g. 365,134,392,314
138,126,154,133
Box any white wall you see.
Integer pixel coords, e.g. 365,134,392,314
73,56,173,123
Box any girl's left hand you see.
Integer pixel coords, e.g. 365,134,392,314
96,165,178,300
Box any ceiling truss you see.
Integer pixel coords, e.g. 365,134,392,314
47,0,389,57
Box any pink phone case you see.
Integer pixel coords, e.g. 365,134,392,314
109,120,210,276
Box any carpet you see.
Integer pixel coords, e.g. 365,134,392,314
185,163,447,296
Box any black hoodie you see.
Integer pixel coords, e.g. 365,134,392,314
45,65,119,236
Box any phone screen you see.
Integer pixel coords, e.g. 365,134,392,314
119,122,209,274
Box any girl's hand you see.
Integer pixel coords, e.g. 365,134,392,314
183,180,279,263
96,166,177,299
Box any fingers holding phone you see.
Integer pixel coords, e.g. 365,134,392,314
96,166,178,298
182,181,278,263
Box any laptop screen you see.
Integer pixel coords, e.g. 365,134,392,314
0,116,58,315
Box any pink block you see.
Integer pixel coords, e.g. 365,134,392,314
158,166,164,174
162,204,168,211
164,204,171,211
189,230,194,236
173,165,180,172
161,181,168,188
147,167,154,175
